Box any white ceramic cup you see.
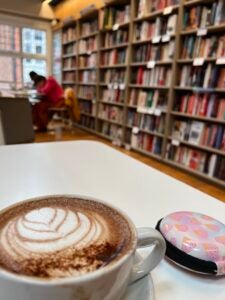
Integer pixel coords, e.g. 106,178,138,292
0,195,166,300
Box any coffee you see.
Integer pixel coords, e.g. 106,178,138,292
0,197,133,280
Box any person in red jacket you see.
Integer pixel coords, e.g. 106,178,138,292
30,72,64,132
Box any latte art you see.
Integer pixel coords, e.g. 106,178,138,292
1,207,107,258
0,197,132,280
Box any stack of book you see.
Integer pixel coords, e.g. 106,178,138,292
132,67,171,86
101,5,130,29
63,72,75,82
127,112,165,133
81,19,98,36
63,44,76,55
101,88,125,104
174,93,225,120
167,146,225,181
98,104,123,123
179,64,225,88
171,120,225,150
79,115,95,129
134,14,177,41
103,29,129,48
181,34,225,59
101,49,127,65
183,1,225,30
63,57,76,69
62,27,76,43
79,101,96,115
79,54,97,68
133,40,175,62
79,37,97,54
101,69,125,84
100,122,122,141
79,70,96,83
78,86,96,99
137,0,179,18
131,133,163,155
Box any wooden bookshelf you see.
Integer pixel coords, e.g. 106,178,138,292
61,19,77,90
76,7,99,132
58,0,225,186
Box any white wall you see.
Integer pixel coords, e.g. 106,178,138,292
0,0,55,19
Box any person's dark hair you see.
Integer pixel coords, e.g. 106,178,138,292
29,71,38,81
33,75,46,86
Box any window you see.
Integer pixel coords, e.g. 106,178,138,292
52,31,62,84
0,21,49,89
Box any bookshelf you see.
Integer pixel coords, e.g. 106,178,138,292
124,0,179,158
58,0,225,186
166,0,225,185
77,8,100,132
61,19,77,90
96,0,132,144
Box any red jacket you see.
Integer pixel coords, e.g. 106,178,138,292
38,77,63,104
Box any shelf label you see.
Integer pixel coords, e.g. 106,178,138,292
87,50,92,55
92,99,96,104
162,34,170,42
152,36,161,44
147,107,154,114
163,6,173,15
197,28,207,36
132,127,139,134
119,83,125,90
108,83,113,89
113,83,118,90
154,108,162,116
113,24,119,31
137,106,146,113
172,139,180,146
193,58,205,66
147,60,156,69
216,57,225,65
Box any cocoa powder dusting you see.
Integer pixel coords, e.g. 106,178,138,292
12,243,118,279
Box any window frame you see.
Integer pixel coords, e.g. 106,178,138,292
0,12,52,87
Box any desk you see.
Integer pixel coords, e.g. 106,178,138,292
0,141,224,300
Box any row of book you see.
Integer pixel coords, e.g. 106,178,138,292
63,57,76,69
79,70,96,83
179,64,225,88
132,67,172,86
63,44,76,56
172,120,225,150
129,89,168,111
81,20,98,36
101,89,125,104
79,54,97,68
62,27,76,44
101,69,125,85
78,86,96,100
63,72,75,82
79,115,95,129
183,2,225,30
133,40,175,62
79,37,97,54
131,133,162,155
100,122,122,142
137,0,179,18
101,5,130,29
134,15,177,42
98,104,123,124
167,145,225,181
127,111,165,134
174,93,225,120
103,29,129,48
181,34,225,59
79,101,96,116
101,49,127,65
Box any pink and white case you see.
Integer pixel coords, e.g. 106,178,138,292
156,211,225,275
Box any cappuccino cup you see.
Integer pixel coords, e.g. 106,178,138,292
0,195,166,300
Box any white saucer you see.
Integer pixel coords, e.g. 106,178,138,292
122,274,155,300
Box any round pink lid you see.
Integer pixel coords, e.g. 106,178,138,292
160,211,225,275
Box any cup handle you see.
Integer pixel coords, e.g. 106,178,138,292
130,227,166,283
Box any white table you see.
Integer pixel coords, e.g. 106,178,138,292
0,141,224,300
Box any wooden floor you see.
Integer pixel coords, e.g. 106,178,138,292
35,128,225,203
